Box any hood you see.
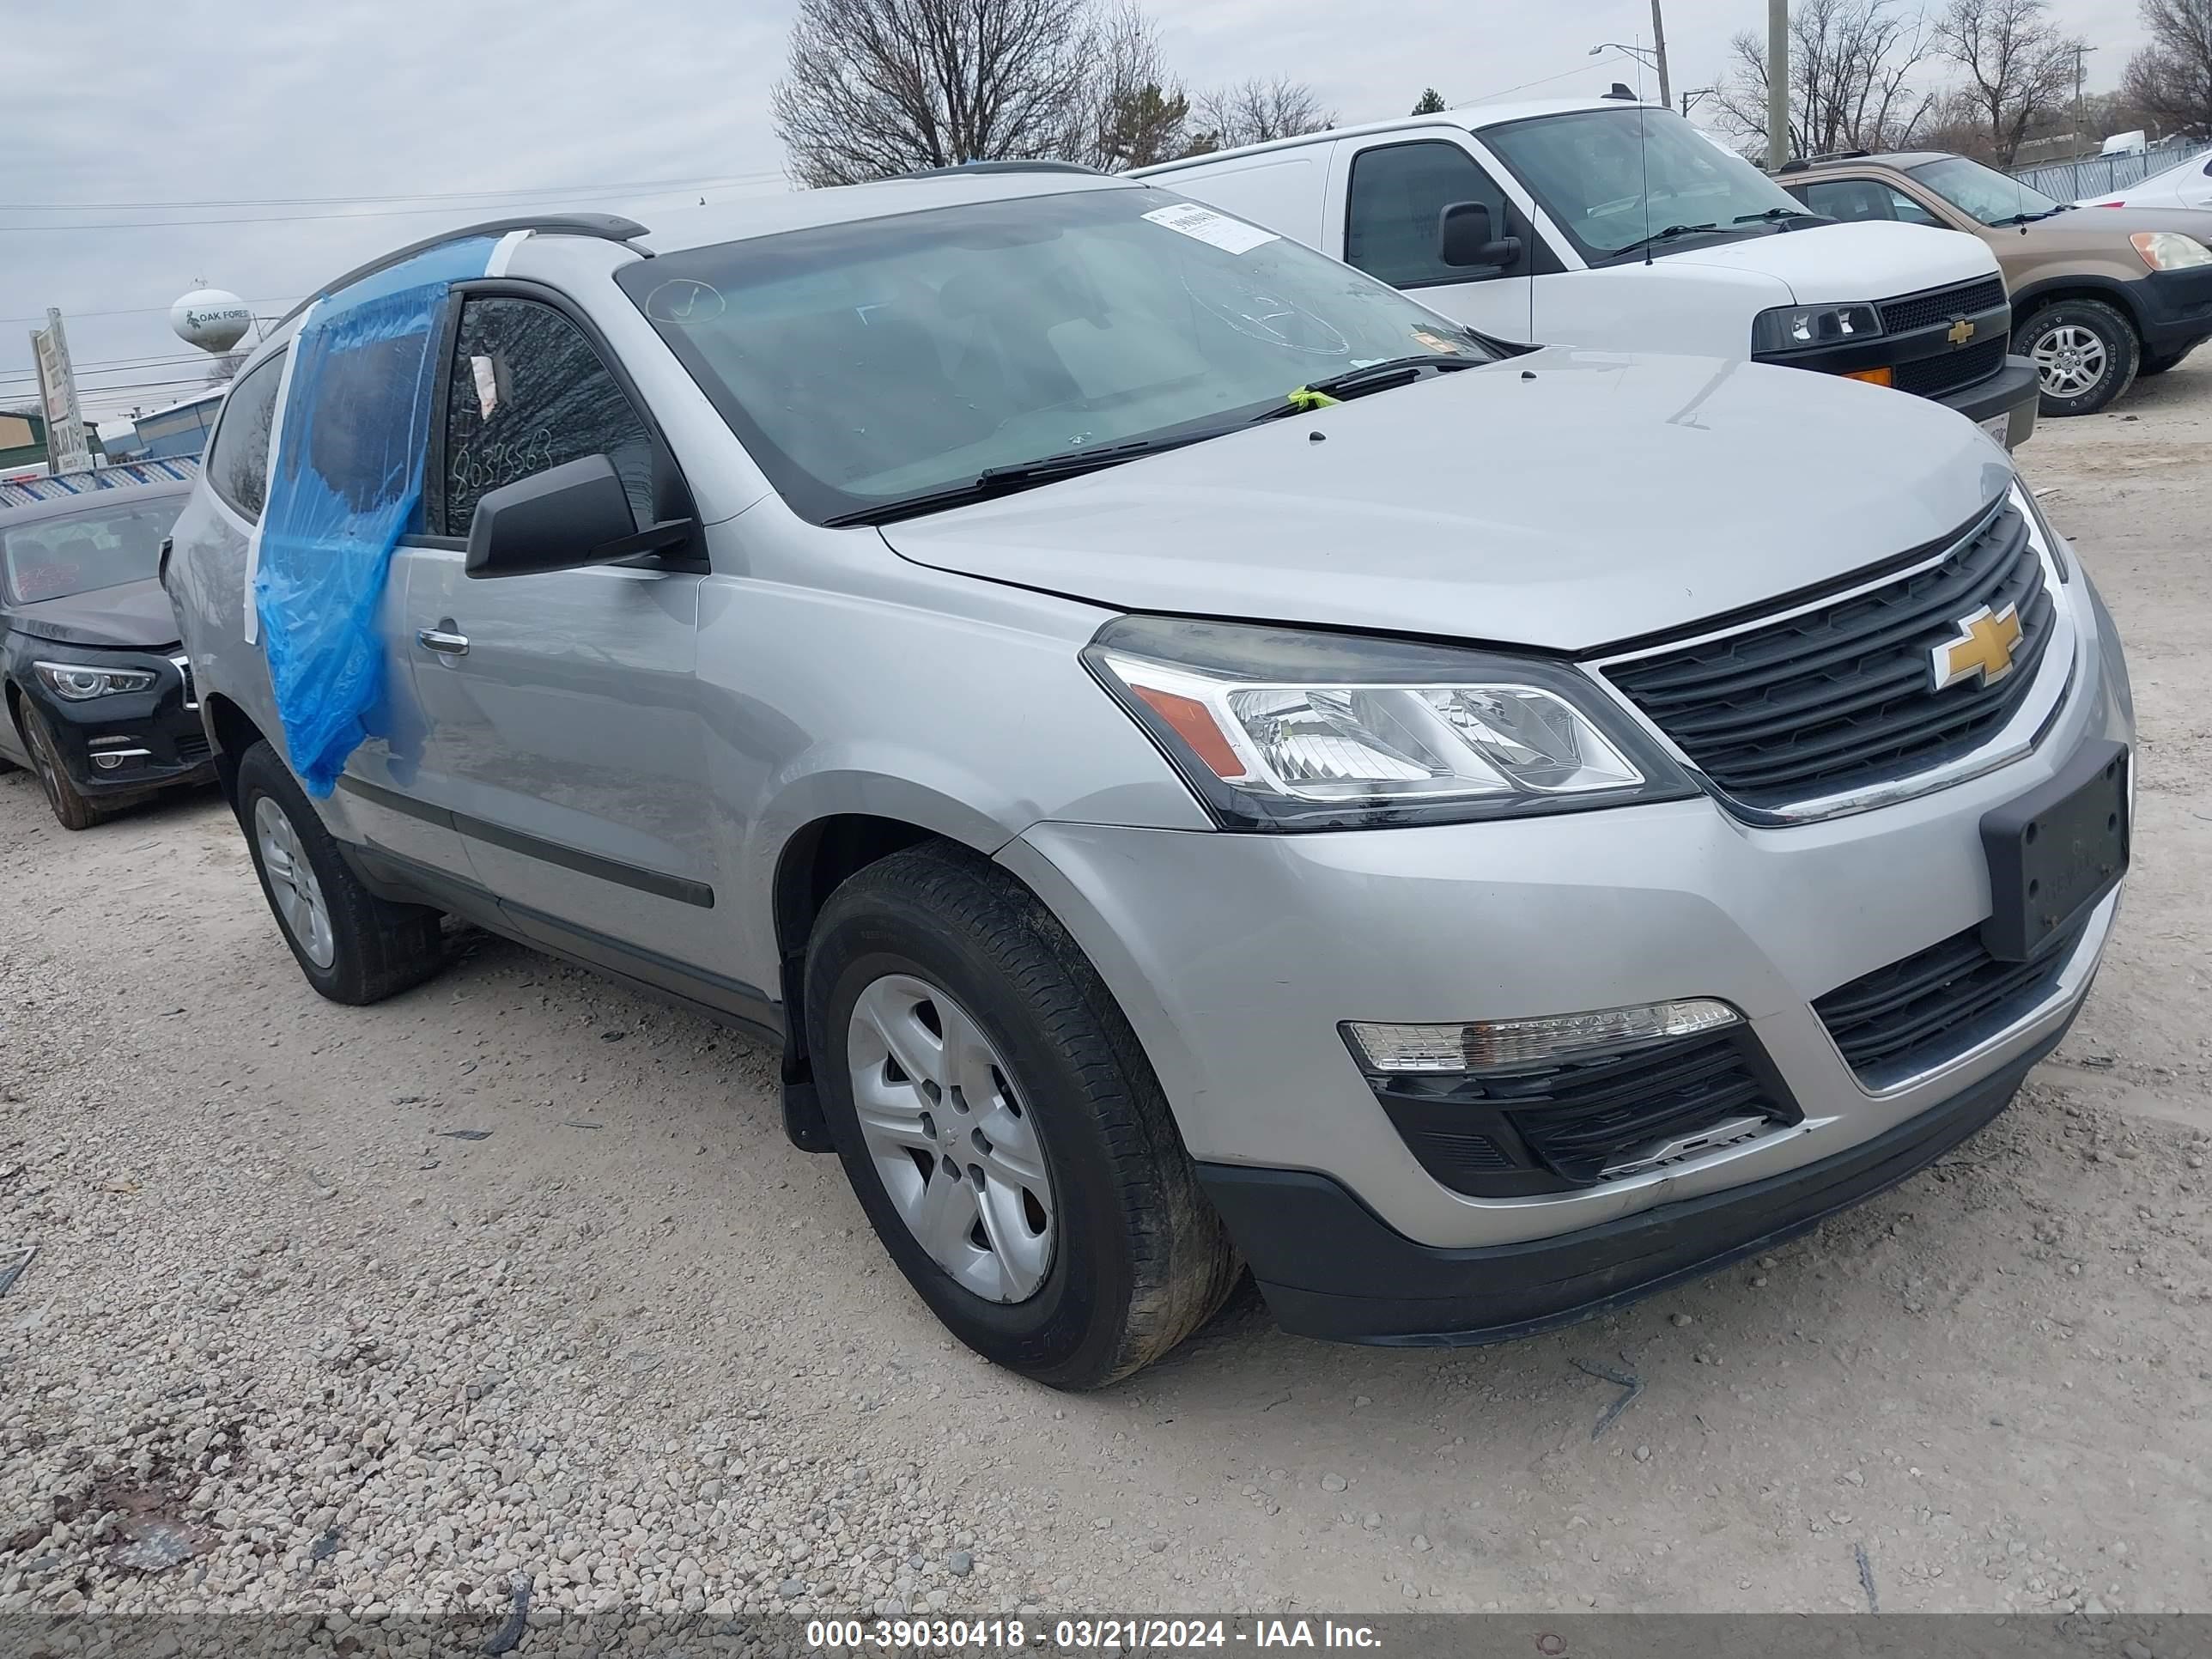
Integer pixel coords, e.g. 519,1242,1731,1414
879,348,2014,653
3,578,181,650
2008,202,2212,251
1660,220,2000,304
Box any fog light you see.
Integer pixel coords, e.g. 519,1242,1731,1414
1343,999,1741,1074
92,751,125,770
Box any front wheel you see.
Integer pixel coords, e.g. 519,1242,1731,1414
805,843,1239,1390
2020,299,2139,416
21,704,105,830
236,741,444,1004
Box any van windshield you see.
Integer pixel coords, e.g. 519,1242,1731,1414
1483,107,1819,263
618,186,1498,524
1907,155,2065,224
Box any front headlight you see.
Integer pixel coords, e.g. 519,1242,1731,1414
1084,617,1696,831
32,661,158,701
1752,302,1885,354
2131,230,2212,271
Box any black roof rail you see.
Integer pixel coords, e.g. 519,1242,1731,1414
897,159,1103,179
276,213,650,328
1777,158,1811,173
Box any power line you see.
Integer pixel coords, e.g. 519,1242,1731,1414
4,177,789,233
0,299,295,325
1465,51,1638,104
0,168,785,212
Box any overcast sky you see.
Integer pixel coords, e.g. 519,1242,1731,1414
2,0,2150,422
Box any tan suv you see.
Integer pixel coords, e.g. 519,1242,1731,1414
1782,150,2212,416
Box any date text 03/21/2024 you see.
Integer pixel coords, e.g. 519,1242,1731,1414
804,1620,1385,1650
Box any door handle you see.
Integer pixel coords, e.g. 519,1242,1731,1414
417,626,470,656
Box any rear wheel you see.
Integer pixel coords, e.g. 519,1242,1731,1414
236,740,444,1004
21,704,105,831
2020,299,2139,416
805,842,1239,1389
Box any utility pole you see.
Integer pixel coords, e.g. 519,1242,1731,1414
1650,0,1673,111
2071,44,2097,153
1767,0,1790,170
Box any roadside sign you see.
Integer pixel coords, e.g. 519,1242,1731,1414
29,307,93,478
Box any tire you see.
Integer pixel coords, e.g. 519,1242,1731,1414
2019,299,2139,416
805,842,1239,1390
236,740,444,1005
21,703,106,831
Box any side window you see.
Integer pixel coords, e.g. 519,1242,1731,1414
1346,142,1516,288
204,351,284,521
441,296,656,538
1800,179,1896,223
1886,187,1941,226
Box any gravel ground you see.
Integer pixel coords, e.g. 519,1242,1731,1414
2,358,2208,1628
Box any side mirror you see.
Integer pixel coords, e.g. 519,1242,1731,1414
1437,200,1524,270
465,453,694,579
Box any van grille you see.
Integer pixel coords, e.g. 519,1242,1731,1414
1893,335,2007,398
1880,276,2006,335
1601,503,2053,809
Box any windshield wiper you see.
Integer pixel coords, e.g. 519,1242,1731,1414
1989,206,2068,226
1249,354,1479,420
821,431,1219,526
1608,222,1723,258
1735,206,1823,228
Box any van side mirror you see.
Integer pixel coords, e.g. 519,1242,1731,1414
465,453,694,580
1437,200,1523,269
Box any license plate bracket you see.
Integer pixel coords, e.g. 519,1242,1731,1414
1979,413,2012,446
1979,740,2128,962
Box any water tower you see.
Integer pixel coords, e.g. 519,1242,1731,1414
169,288,257,354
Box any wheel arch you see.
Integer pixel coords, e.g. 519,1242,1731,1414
764,781,1025,1155
201,692,270,819
2010,276,2148,337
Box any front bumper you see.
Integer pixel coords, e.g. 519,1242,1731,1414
1196,1016,2069,1344
998,556,2130,1285
19,653,213,798
2137,264,2212,353
1936,355,2039,448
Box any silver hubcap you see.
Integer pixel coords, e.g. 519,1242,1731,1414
846,974,1055,1303
253,795,335,969
2031,323,2109,398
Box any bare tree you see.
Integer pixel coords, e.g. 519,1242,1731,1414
2124,0,2212,136
1186,76,1334,153
1929,0,2083,165
1715,0,1937,159
1075,3,1190,170
771,0,1098,186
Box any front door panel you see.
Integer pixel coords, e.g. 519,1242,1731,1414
402,544,731,975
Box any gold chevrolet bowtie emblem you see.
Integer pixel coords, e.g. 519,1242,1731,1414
1931,603,2023,690
1948,317,1977,347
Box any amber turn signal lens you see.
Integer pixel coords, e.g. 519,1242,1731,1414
1842,366,1895,387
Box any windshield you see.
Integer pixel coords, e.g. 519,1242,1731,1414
618,186,1498,524
1,498,182,604
1484,107,1817,262
1908,155,2063,224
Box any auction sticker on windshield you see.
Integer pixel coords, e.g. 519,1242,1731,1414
1142,202,1279,255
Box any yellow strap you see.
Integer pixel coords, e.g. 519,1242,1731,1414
1284,387,1342,412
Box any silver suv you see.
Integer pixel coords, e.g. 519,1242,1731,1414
166,167,2132,1389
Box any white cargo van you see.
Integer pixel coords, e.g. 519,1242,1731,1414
1134,95,2041,447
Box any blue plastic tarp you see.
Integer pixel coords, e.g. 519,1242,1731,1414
254,238,494,796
